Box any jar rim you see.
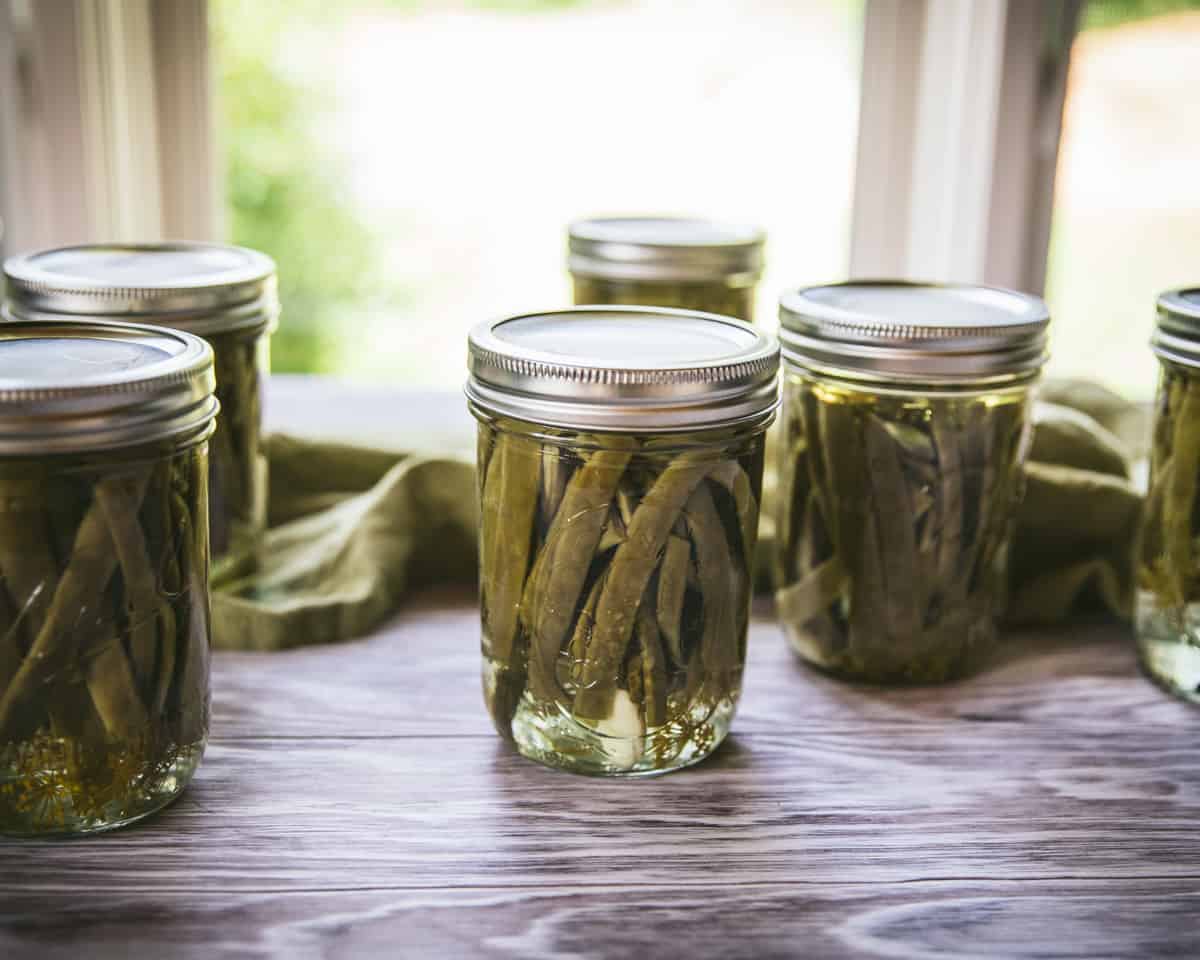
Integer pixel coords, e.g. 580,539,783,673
3,242,278,336
568,217,765,284
466,306,779,432
1153,287,1200,367
0,319,218,455
779,280,1050,382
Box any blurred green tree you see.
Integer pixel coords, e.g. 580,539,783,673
214,0,598,374
213,0,385,373
1084,0,1200,28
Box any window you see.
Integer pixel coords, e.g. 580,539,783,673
14,0,1186,397
1044,0,1200,397
212,0,865,383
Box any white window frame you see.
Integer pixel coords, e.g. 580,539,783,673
2,0,1078,293
850,0,1083,292
0,0,216,259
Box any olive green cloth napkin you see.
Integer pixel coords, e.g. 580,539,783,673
1005,393,1143,624
211,382,1145,650
210,435,476,650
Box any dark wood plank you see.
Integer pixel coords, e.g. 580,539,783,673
211,592,1190,741
3,704,1198,892
2,881,1198,959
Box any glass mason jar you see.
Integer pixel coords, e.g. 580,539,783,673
466,307,779,775
774,282,1050,684
568,217,765,323
1138,288,1200,703
0,320,218,835
3,243,278,582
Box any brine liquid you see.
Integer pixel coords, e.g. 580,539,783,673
1136,592,1200,704
485,658,738,777
0,441,211,834
571,276,756,325
478,420,764,775
774,371,1030,684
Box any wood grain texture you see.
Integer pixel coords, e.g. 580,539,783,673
1,383,1197,958
9,720,1200,890
3,596,1199,958
209,592,1191,741
2,881,1199,960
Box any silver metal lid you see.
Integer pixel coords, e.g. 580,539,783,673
0,320,218,455
3,242,278,336
778,281,1050,383
567,217,765,285
466,306,779,432
1152,288,1200,367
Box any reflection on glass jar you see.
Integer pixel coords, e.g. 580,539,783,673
773,282,1049,684
568,217,764,323
1137,288,1200,704
467,307,778,775
0,321,217,835
3,243,278,582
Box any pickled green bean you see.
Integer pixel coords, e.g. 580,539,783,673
0,442,210,834
636,596,668,729
97,477,169,700
681,484,740,702
572,276,755,324
522,443,632,702
480,434,539,664
775,376,1030,683
574,459,708,720
656,533,690,666
208,331,267,581
1137,360,1200,701
478,419,762,774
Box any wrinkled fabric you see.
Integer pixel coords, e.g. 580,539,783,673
212,382,1147,650
1006,387,1146,624
211,435,475,650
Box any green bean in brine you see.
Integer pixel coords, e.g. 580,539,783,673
774,374,1032,683
208,330,268,583
479,432,539,736
468,302,778,775
0,440,211,835
572,275,756,324
1137,359,1200,702
656,532,690,667
477,419,761,775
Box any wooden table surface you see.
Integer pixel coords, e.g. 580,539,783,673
2,380,1198,959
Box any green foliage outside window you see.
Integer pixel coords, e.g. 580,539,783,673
1084,0,1200,29
213,0,386,373
213,0,602,373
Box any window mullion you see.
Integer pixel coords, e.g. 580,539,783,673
850,0,1082,294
